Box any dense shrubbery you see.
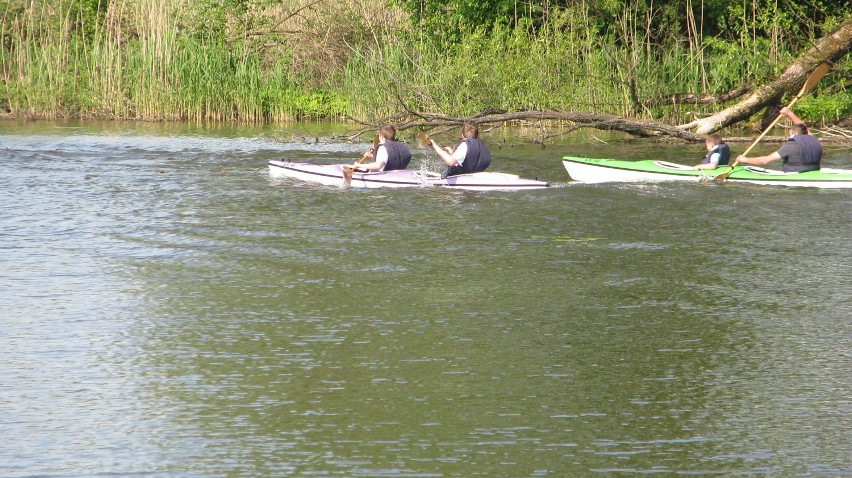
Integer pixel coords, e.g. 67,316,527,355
0,0,848,124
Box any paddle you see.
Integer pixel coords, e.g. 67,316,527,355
416,130,442,150
715,63,830,182
343,135,379,186
418,130,457,160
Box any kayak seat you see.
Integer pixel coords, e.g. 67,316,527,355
653,161,694,170
742,166,793,175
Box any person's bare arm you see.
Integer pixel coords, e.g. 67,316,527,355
780,107,804,125
736,151,782,166
430,141,458,167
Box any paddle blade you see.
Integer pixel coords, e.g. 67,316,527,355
341,135,379,187
714,166,735,182
343,164,363,186
802,63,830,95
416,131,430,148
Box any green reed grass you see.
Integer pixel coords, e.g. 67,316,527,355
0,0,827,125
341,7,746,122
1,0,347,121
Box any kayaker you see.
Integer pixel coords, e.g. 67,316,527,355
693,133,731,170
351,124,412,171
735,107,822,172
428,122,492,178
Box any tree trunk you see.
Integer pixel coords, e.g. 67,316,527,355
642,85,751,108
680,17,852,135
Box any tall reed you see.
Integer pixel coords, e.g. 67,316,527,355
1,0,347,121
0,0,837,124
340,4,768,122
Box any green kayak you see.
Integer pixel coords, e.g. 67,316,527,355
562,156,852,188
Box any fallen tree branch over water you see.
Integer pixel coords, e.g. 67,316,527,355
343,108,852,146
344,110,706,142
344,18,852,145
814,125,852,142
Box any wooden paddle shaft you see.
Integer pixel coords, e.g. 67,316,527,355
737,63,830,161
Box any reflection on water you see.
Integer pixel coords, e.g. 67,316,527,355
1,121,850,476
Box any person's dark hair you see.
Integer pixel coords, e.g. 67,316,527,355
706,133,723,146
380,124,397,141
461,122,479,139
791,123,808,135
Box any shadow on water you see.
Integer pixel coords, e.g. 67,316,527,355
1,120,850,477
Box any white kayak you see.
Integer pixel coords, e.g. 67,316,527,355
268,160,549,191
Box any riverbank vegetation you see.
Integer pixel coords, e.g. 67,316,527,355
1,0,849,130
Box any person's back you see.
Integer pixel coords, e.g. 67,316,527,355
435,122,491,177
457,137,491,173
380,139,412,171
779,124,821,172
352,124,411,172
735,107,822,173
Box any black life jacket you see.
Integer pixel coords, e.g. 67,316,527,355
784,134,822,172
701,142,731,165
459,138,491,173
379,140,411,171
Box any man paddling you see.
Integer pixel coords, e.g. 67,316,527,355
428,122,491,178
735,107,822,172
350,124,411,172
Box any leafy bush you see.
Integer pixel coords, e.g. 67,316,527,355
796,94,852,124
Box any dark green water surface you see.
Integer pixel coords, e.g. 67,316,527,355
2,121,850,476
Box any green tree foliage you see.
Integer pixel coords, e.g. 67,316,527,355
395,0,520,35
396,0,848,50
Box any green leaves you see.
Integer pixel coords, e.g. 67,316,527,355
393,0,529,44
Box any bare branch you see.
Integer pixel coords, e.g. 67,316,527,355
344,110,705,142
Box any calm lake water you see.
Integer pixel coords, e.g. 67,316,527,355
1,120,850,477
